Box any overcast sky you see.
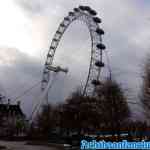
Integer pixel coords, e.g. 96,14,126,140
0,0,150,119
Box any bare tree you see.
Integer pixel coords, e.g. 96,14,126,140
62,88,102,135
35,104,55,139
96,78,130,139
140,56,150,122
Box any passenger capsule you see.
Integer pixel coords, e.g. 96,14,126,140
53,38,58,42
53,39,57,42
47,53,52,57
60,23,65,27
95,61,105,67
45,62,49,66
97,43,106,50
83,6,91,11
92,80,101,86
64,17,70,21
74,8,80,12
69,12,75,16
93,17,102,23
42,79,47,83
56,30,62,34
50,46,55,49
89,9,97,16
96,28,104,35
44,70,49,74
79,6,86,10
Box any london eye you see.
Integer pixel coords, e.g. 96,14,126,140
42,6,107,103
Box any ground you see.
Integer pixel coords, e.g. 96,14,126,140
0,141,59,150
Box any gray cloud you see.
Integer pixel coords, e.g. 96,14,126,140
0,47,86,117
0,47,44,115
15,0,50,14
3,0,150,119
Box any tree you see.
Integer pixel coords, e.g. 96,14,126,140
35,104,55,139
96,78,130,139
140,56,150,122
62,88,102,135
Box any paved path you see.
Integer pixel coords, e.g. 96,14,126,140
0,141,59,150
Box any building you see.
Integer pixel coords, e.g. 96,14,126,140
0,100,26,137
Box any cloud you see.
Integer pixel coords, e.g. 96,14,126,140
0,46,87,117
0,0,149,119
0,47,42,114
15,0,50,15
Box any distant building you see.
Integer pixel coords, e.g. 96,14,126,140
0,100,27,137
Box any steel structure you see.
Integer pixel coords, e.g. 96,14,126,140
42,6,106,97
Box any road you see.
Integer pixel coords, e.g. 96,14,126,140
0,141,59,150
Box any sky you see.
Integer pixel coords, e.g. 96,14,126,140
0,0,150,119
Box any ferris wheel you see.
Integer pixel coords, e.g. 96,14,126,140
42,6,107,100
